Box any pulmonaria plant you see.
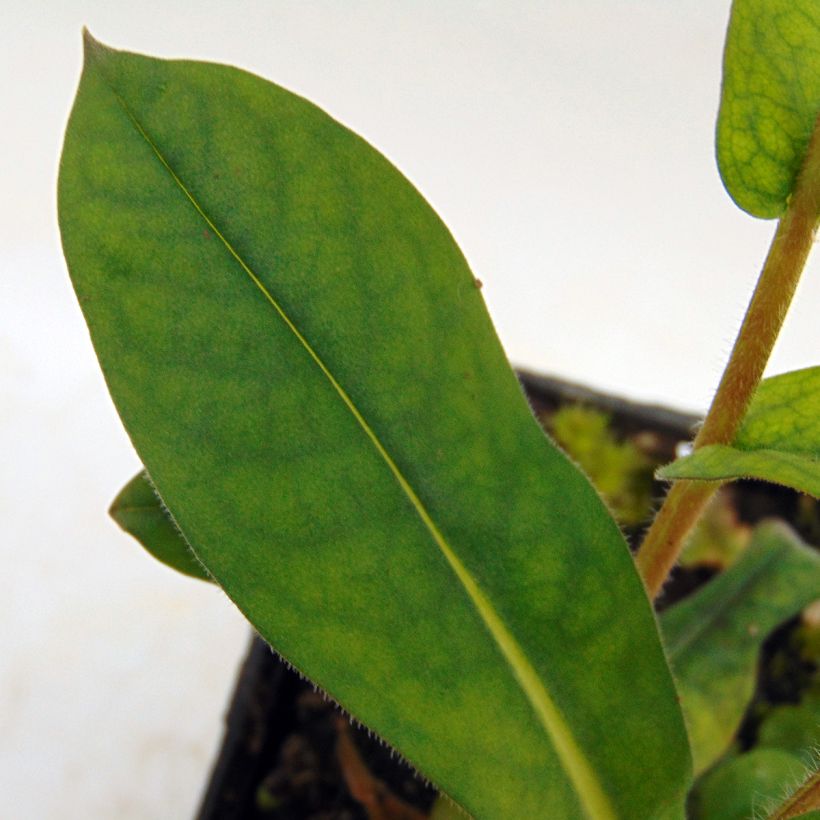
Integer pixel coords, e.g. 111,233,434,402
59,1,820,818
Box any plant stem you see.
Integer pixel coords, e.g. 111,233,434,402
636,113,820,599
765,769,820,820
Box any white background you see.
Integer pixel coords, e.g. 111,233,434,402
2,2,818,818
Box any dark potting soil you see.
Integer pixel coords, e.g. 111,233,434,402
195,372,818,820
195,633,439,820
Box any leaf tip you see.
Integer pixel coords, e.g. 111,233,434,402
81,28,115,66
81,26,98,53
108,478,134,525
108,495,125,526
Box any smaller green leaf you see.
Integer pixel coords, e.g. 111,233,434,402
689,749,804,820
662,446,819,498
716,0,820,217
659,368,820,497
758,693,820,758
109,472,211,582
661,522,820,774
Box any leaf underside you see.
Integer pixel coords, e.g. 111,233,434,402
659,367,820,498
59,36,690,818
716,0,820,218
661,522,820,775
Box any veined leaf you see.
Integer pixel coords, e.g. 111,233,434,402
109,471,211,582
658,367,820,497
661,522,820,775
717,0,820,218
59,35,690,818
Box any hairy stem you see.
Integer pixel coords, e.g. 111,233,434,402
766,768,820,820
637,113,820,598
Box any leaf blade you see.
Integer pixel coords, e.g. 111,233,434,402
660,446,820,498
661,523,820,774
717,0,820,218
60,37,690,818
109,471,211,582
658,368,820,497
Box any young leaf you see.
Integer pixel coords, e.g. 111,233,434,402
716,0,820,218
110,471,211,582
658,367,820,497
59,37,690,819
689,749,804,820
661,446,819,498
758,693,820,759
661,522,820,775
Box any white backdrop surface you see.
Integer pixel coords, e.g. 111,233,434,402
2,2,818,818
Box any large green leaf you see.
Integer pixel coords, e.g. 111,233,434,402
109,471,211,582
661,523,820,775
658,368,820,497
716,0,820,218
59,35,691,818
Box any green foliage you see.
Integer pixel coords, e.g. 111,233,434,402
659,368,820,498
58,35,690,819
663,446,819,499
756,613,820,761
717,0,820,217
110,471,210,582
758,694,820,759
688,749,804,820
548,405,654,526
661,523,820,775
58,0,820,815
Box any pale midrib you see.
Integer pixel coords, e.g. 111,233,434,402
101,72,616,820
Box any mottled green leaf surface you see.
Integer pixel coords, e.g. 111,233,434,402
689,749,804,820
717,0,820,217
110,471,211,582
659,368,820,497
661,523,820,774
58,37,690,819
